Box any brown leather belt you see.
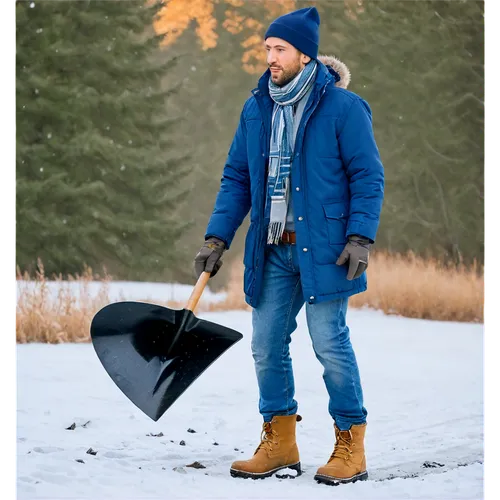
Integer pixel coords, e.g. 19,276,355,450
280,231,296,245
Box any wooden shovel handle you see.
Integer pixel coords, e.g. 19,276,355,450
186,271,211,312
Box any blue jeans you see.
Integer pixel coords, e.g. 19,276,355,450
251,243,368,431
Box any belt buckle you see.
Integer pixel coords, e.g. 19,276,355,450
282,231,295,245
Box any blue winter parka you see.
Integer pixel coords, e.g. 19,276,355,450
205,55,385,308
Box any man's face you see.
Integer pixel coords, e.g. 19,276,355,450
265,37,308,87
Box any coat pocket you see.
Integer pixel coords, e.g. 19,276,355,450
243,223,257,268
323,202,348,245
243,224,257,297
243,266,256,297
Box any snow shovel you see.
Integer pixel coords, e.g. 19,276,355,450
90,272,243,421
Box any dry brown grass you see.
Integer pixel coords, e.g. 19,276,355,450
16,260,217,344
16,252,483,343
16,261,112,344
349,251,483,322
201,251,484,323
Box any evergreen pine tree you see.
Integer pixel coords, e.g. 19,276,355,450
319,0,484,264
16,0,190,280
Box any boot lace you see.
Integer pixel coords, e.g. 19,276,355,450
256,422,278,453
329,430,353,463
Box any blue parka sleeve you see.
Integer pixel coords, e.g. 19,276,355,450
205,103,252,249
338,97,385,243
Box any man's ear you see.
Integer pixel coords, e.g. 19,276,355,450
300,53,312,65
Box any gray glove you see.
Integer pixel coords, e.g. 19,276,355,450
336,235,371,280
194,237,226,279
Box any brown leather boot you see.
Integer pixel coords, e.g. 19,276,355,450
314,423,368,485
230,414,302,479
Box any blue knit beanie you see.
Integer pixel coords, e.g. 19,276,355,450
264,7,320,60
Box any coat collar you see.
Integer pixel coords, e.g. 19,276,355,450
254,59,340,98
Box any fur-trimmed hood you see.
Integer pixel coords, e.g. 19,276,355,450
317,55,351,89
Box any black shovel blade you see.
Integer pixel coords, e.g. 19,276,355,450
90,301,243,421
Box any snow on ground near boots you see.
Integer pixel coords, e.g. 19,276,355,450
17,302,483,499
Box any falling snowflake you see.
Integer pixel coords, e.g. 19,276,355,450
120,165,126,171
36,28,43,34
47,133,52,139
63,219,67,224
30,2,35,8
40,168,43,172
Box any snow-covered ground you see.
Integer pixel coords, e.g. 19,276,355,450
17,283,484,499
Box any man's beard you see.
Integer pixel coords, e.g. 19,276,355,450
271,59,302,87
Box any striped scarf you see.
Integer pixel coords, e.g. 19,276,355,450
267,60,318,244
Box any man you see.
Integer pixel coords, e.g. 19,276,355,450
194,6,384,486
